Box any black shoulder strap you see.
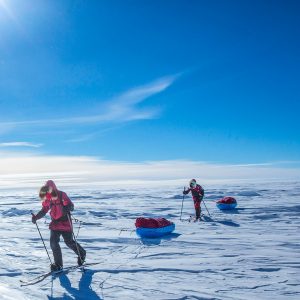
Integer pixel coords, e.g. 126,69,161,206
59,191,64,206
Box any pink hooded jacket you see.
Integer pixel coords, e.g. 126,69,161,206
184,184,204,201
38,180,74,232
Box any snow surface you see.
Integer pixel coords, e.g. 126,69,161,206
0,181,300,299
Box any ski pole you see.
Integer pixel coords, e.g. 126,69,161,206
180,187,185,220
31,213,53,265
67,213,84,265
71,216,83,239
202,198,211,217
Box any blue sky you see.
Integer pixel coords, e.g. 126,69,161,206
0,0,300,170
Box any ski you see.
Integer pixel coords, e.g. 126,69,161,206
20,269,64,287
20,262,100,286
188,216,202,222
187,214,206,222
180,214,208,223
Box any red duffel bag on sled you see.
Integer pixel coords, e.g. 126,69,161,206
216,196,237,210
135,217,175,238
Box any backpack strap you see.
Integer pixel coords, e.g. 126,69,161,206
59,191,63,206
59,191,74,215
53,191,69,222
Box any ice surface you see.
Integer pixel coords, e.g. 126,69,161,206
0,182,299,299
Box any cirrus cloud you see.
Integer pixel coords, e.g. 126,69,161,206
0,142,43,148
0,74,179,131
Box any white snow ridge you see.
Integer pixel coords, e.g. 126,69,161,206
0,181,299,299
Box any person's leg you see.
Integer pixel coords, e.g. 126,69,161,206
199,200,202,216
62,231,86,264
50,230,63,267
194,200,201,219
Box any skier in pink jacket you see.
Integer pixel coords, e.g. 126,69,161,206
183,179,205,220
32,180,86,271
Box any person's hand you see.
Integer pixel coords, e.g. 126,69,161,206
31,214,37,224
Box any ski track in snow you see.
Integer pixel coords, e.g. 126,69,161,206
0,182,299,299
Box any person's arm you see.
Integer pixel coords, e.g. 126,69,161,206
61,192,74,215
197,186,204,198
31,201,50,223
200,187,204,197
183,188,191,195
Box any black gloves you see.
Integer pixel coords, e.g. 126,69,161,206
31,210,46,224
31,214,37,224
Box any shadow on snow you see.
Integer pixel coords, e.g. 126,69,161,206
202,215,240,227
48,270,102,300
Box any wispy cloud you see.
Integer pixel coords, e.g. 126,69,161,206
0,74,179,130
66,125,125,143
102,75,178,121
0,142,43,148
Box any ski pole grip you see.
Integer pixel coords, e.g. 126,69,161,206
31,212,37,223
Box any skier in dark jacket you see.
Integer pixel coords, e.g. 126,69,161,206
31,180,86,271
183,179,205,220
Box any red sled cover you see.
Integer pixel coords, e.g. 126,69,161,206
135,217,173,228
217,196,237,204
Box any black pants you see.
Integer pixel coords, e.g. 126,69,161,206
50,230,86,267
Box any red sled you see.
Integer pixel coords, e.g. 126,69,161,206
216,197,237,210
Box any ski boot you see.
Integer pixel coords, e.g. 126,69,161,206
51,263,63,272
77,250,86,266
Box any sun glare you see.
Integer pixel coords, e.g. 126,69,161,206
0,0,9,10
0,0,15,21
